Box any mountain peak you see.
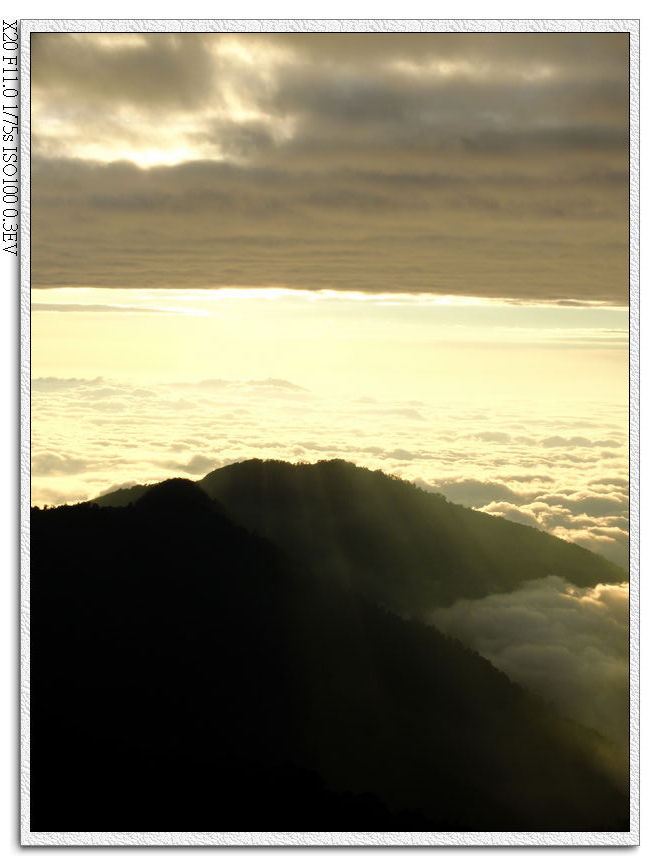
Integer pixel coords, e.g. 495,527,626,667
93,458,625,610
136,477,210,508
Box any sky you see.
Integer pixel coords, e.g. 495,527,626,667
31,31,629,302
25,19,633,840
31,29,630,566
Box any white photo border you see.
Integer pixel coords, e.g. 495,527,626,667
19,17,640,847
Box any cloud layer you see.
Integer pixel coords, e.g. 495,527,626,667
31,374,629,569
31,32,629,303
429,575,629,775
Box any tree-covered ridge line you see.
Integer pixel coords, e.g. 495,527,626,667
90,458,625,611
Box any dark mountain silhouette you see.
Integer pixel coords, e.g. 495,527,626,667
96,459,626,612
31,475,629,832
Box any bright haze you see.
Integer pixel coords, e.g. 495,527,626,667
31,30,630,572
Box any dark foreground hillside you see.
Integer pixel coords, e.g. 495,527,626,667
31,478,628,832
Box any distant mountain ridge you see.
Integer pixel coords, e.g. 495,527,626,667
94,458,625,611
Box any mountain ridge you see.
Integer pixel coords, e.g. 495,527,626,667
30,480,629,830
92,458,626,612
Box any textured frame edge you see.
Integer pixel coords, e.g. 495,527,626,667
19,17,640,848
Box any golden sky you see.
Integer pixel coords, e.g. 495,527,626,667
30,29,630,571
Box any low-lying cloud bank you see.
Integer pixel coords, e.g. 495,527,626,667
428,575,629,770
31,376,629,572
419,476,629,568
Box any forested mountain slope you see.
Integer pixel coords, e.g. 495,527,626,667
31,479,628,831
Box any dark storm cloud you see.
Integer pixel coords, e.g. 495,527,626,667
261,32,629,73
31,33,217,110
30,32,630,303
30,147,628,297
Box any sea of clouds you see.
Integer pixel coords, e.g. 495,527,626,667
429,575,630,788
31,374,629,570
